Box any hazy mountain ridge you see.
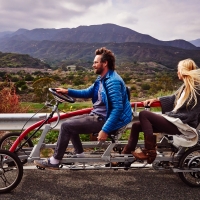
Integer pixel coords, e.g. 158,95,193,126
190,39,200,47
0,23,199,70
0,24,196,50
0,38,199,69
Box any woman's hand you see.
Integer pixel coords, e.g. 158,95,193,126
55,88,68,94
143,98,158,106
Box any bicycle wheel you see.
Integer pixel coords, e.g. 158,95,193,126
0,149,23,193
178,146,200,187
0,132,34,164
0,132,34,150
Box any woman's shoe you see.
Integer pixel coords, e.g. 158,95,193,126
121,144,132,154
132,149,157,164
106,145,133,167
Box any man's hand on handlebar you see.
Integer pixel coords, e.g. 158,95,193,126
97,130,108,141
55,88,68,94
143,98,159,106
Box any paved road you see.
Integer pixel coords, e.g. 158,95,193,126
1,167,199,200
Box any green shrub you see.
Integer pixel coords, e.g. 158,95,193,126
31,130,59,145
121,130,144,140
132,92,138,97
21,85,28,91
131,85,136,90
141,83,150,90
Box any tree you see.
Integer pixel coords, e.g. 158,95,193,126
32,77,56,102
25,74,34,81
15,80,26,88
21,85,28,91
11,76,20,82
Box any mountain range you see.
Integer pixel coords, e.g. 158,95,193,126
0,23,200,69
0,24,198,49
190,39,200,47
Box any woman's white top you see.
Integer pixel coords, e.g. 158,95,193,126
161,114,198,147
161,89,198,147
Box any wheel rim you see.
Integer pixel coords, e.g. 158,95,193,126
0,136,31,150
180,148,200,186
0,152,21,192
0,134,33,164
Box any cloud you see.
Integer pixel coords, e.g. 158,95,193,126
0,0,199,40
116,12,138,25
0,0,109,30
126,0,200,40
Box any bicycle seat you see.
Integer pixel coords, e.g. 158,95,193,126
93,125,127,143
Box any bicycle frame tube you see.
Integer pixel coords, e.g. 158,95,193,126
9,108,92,152
130,102,160,108
9,102,161,152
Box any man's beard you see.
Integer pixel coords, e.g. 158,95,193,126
94,65,104,75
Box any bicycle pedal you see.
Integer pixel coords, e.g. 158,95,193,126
62,162,74,165
134,159,145,164
105,162,117,167
105,162,132,168
36,165,45,170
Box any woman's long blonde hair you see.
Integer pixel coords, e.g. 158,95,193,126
174,58,200,111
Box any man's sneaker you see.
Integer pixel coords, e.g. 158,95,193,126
76,152,85,158
34,158,59,170
72,152,85,158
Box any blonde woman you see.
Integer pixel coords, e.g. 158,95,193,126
123,58,200,164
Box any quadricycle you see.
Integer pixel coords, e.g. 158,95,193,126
0,88,200,193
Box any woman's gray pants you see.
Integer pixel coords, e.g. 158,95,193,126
53,114,105,160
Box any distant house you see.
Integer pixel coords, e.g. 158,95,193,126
67,65,76,71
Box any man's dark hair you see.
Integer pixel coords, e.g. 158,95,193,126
95,47,116,70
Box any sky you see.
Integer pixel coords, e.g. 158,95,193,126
0,0,199,41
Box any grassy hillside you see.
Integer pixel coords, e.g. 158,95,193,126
0,52,50,69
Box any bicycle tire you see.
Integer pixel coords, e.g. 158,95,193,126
0,132,34,150
0,149,23,193
178,146,200,187
0,132,34,164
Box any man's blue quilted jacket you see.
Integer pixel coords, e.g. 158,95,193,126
68,70,132,134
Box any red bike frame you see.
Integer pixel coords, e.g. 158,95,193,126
9,101,161,152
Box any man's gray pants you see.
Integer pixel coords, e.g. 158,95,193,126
53,114,105,160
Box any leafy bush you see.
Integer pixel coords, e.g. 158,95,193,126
25,74,34,81
0,82,28,113
31,130,92,145
74,78,84,86
15,80,26,88
132,92,138,97
141,83,150,90
11,76,19,82
21,85,28,91
131,85,136,90
121,130,144,140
